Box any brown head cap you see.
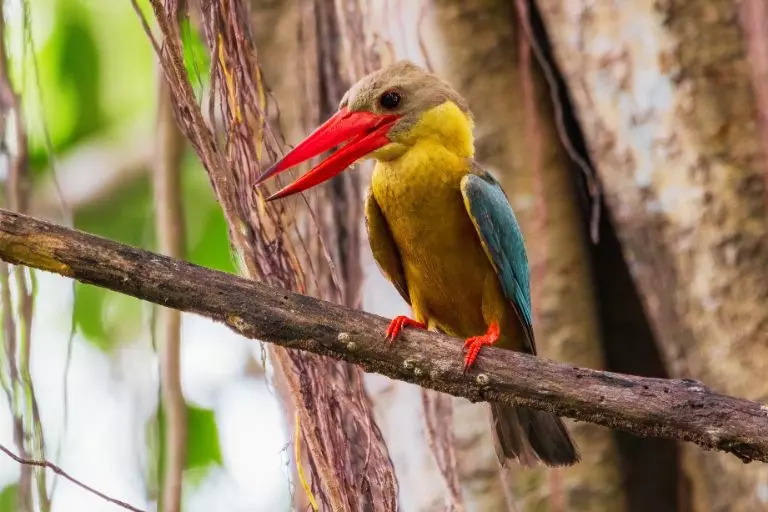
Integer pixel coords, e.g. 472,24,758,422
340,61,471,132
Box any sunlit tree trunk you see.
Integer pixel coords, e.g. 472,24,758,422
536,2,768,511
424,1,627,511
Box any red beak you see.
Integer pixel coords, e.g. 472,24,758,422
256,107,400,201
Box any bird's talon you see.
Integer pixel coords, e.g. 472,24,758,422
384,315,425,344
461,322,501,372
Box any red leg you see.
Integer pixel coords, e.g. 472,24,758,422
462,322,501,372
385,315,426,344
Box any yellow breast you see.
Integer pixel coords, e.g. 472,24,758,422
370,135,498,338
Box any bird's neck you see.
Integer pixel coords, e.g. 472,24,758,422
371,101,475,163
405,101,475,159
370,101,475,195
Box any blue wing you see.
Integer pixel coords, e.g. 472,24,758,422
460,167,536,353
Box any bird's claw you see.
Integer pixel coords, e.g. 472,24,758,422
462,322,500,373
385,315,426,344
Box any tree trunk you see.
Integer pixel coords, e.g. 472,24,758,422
424,1,627,511
536,2,768,511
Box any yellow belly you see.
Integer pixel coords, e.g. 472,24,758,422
371,142,523,348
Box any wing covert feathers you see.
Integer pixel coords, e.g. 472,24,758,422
365,189,411,305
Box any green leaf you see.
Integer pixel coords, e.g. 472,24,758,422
0,484,18,512
54,2,103,145
73,283,107,342
186,404,223,470
148,403,223,498
180,17,210,94
87,0,155,129
188,210,236,274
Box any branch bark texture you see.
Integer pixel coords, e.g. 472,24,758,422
0,209,766,464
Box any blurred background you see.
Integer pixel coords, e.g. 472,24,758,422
0,0,767,511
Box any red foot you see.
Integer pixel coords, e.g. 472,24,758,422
463,322,500,372
385,315,426,344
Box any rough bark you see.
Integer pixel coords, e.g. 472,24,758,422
1,208,767,463
589,208,685,512
425,1,625,510
535,2,768,511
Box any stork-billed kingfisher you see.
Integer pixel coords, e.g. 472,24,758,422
256,60,579,467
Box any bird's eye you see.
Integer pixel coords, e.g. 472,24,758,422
379,90,401,110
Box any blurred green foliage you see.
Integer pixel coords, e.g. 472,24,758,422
181,17,211,94
21,0,151,174
30,0,102,170
14,0,233,352
186,404,223,471
147,403,224,502
0,484,17,512
14,0,230,490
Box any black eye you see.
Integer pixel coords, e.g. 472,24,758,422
379,90,401,110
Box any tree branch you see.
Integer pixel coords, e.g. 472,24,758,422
0,443,144,512
0,208,766,464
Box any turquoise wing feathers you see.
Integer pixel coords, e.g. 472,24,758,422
460,166,535,352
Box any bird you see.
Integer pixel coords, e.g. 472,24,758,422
255,60,579,468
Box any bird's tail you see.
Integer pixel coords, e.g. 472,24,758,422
490,402,580,467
